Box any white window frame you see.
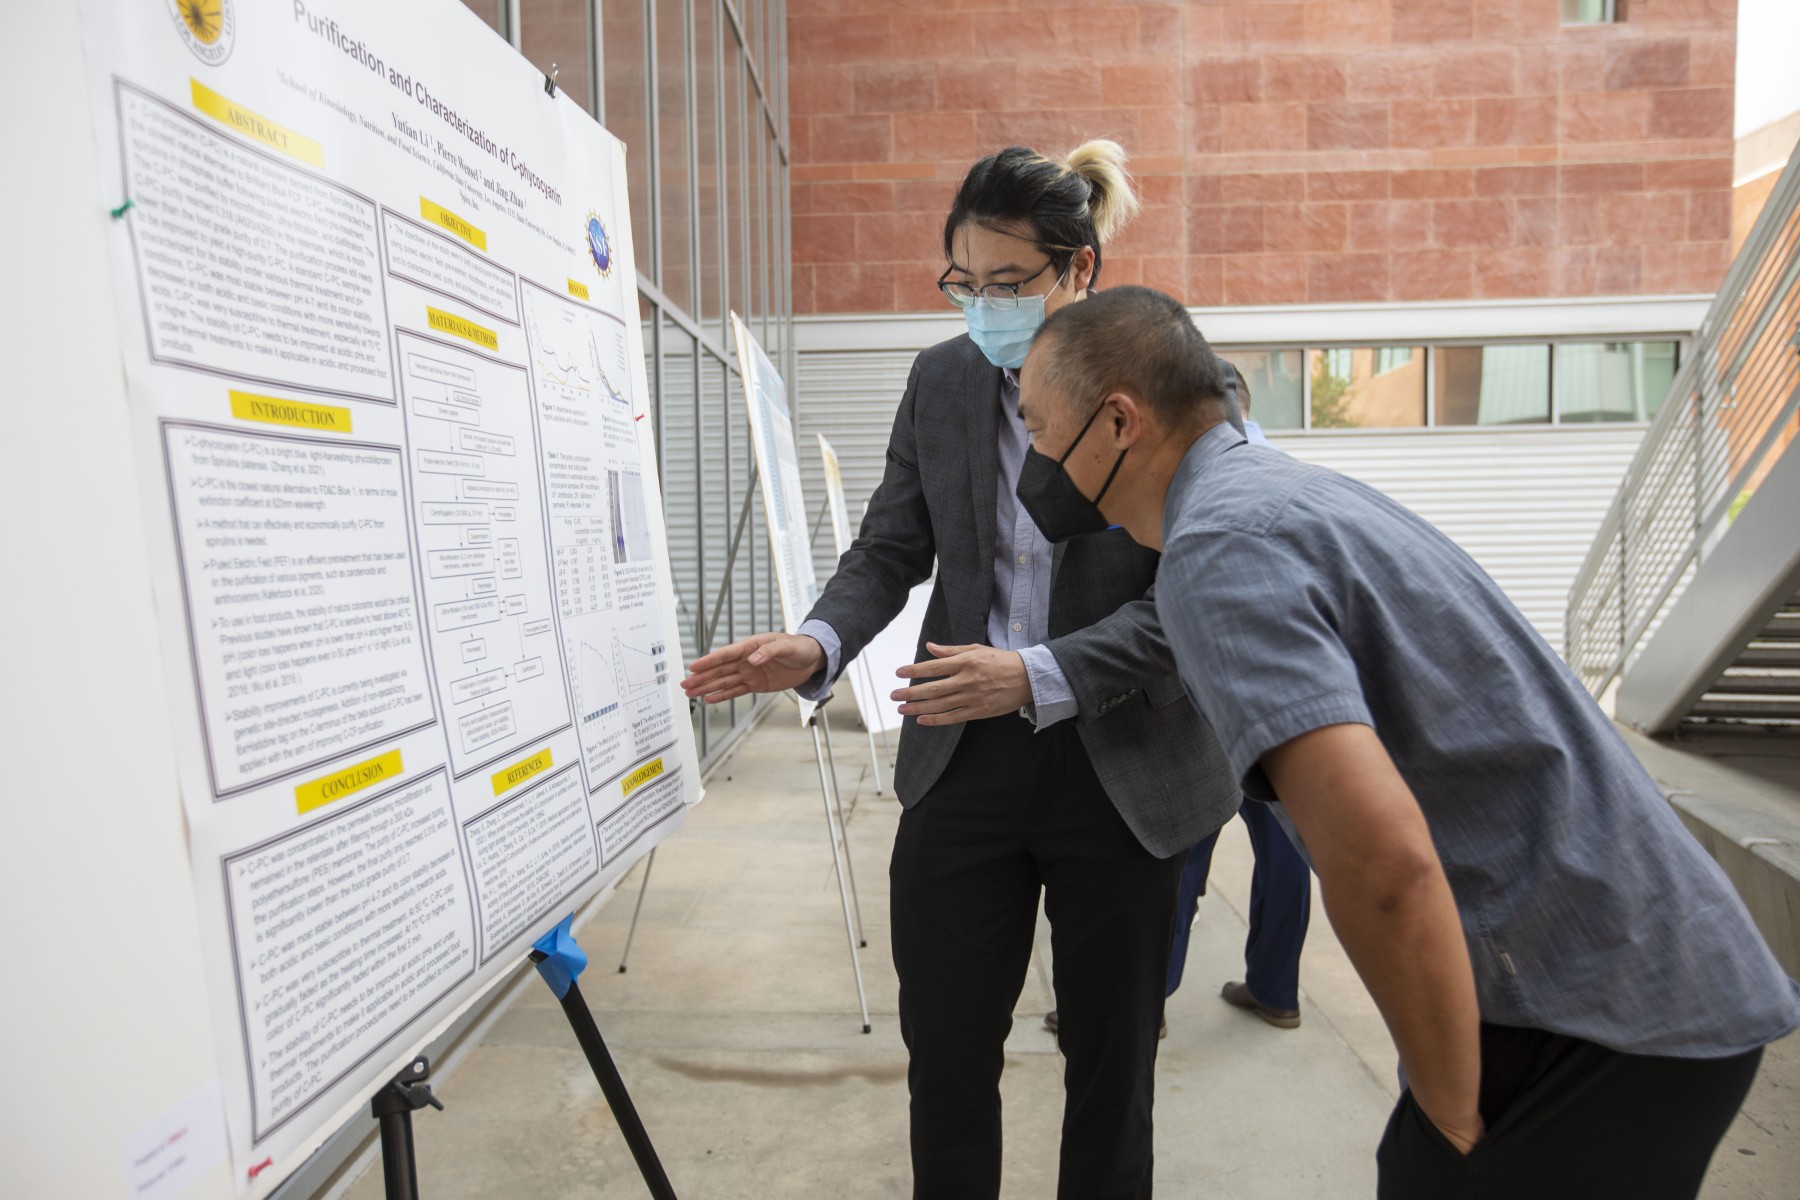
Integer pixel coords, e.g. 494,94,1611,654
1560,0,1617,27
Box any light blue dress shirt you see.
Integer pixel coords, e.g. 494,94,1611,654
797,370,1077,726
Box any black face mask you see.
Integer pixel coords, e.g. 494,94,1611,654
1015,400,1127,543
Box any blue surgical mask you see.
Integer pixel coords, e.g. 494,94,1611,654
964,293,1048,370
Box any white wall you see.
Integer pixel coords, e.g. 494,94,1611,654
1736,0,1800,137
0,6,234,1200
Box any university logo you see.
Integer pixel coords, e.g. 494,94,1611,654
167,0,236,65
585,212,613,279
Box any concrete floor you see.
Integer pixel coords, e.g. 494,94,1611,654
344,701,1798,1198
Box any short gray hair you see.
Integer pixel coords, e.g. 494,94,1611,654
1031,286,1239,432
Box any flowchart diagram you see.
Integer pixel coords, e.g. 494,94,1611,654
397,329,573,776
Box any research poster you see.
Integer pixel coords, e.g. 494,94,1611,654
731,313,821,724
818,436,893,736
816,435,932,739
76,0,699,1190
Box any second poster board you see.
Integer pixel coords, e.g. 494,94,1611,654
816,435,930,739
731,314,821,725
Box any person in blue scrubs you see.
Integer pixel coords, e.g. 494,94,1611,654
1163,363,1313,1029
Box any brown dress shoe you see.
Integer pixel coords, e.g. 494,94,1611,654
1220,980,1301,1029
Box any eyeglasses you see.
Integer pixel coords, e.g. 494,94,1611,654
937,258,1069,310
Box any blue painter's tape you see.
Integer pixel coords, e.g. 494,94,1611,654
532,913,588,999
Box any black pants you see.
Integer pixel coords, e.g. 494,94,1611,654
1378,1022,1763,1199
890,715,1182,1200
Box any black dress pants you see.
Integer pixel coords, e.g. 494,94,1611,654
1378,1021,1764,1199
890,714,1182,1200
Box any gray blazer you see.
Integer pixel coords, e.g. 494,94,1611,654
807,333,1239,858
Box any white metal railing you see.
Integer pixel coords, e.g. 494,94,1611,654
1566,142,1800,696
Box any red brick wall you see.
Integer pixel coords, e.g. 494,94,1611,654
788,0,1737,313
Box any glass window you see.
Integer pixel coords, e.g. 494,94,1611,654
1561,0,1615,25
1308,347,1426,429
509,0,791,767
521,0,594,118
657,0,693,311
602,0,650,277
1223,350,1304,431
741,0,763,82
659,320,701,664
696,0,723,328
749,110,768,337
1434,345,1551,426
1557,342,1680,423
725,47,748,341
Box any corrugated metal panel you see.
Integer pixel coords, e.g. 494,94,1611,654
795,348,1647,652
1269,428,1645,650
795,349,921,587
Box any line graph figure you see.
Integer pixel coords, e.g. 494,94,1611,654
598,364,628,409
574,635,665,726
616,635,667,695
526,304,604,402
577,639,622,728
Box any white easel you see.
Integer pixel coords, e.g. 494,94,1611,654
618,323,872,1033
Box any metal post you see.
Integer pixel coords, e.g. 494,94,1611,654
808,494,831,551
704,467,761,653
860,692,885,796
816,707,866,948
856,651,894,771
810,713,871,1033
616,848,657,974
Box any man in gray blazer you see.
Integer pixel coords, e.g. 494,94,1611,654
683,245,1236,1198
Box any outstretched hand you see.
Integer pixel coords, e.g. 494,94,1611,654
682,632,827,705
892,642,1032,726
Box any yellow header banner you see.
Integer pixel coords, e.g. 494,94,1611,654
621,757,665,797
296,750,403,815
566,278,590,300
427,306,499,351
420,197,487,250
190,79,323,167
229,390,352,433
492,748,554,796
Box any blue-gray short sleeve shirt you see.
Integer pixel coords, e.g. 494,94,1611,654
1158,422,1799,1057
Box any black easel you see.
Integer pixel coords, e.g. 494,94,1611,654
366,919,677,1200
370,1056,442,1200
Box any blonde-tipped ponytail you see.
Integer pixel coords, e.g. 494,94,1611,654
1062,140,1140,243
944,141,1140,288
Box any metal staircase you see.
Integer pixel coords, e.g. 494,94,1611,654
1685,599,1800,728
1566,140,1800,736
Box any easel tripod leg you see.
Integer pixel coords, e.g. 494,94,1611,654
617,847,657,973
816,708,866,948
812,718,872,1033
370,1056,441,1200
376,1103,418,1200
856,656,886,795
557,978,679,1200
532,929,679,1200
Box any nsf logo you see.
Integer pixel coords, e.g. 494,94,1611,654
586,212,614,279
168,0,237,65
